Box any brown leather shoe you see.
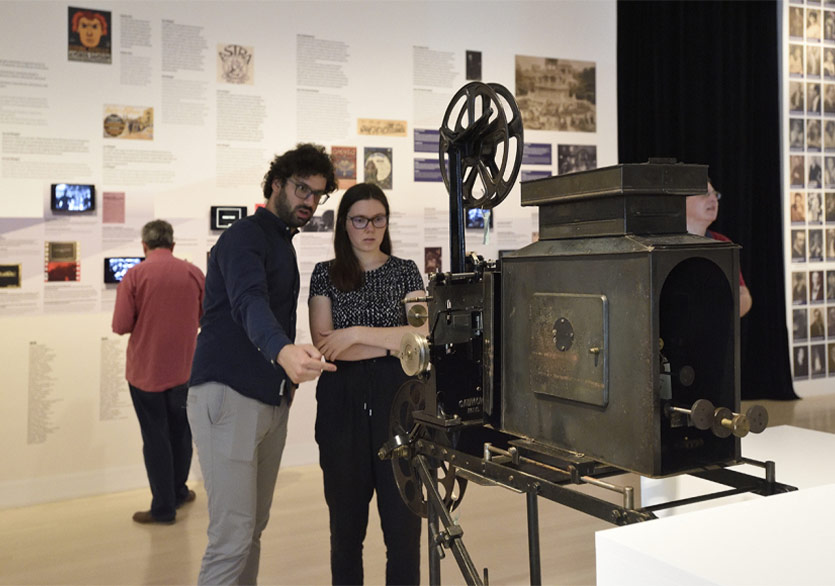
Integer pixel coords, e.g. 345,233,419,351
132,510,175,525
177,490,196,508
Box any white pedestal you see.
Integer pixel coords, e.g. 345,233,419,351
596,484,835,586
596,426,835,585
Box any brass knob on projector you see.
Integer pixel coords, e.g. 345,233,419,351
407,305,428,327
399,332,430,377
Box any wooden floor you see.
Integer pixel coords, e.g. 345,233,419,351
1,395,833,586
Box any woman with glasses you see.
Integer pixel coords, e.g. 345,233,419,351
308,182,426,585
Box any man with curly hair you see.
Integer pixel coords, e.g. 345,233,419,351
188,144,338,585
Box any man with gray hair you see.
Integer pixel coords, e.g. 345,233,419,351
112,219,205,524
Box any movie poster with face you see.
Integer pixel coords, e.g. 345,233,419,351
364,147,393,190
332,146,357,190
68,6,112,64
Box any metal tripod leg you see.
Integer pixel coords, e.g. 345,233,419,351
415,454,483,586
527,489,542,586
428,465,442,586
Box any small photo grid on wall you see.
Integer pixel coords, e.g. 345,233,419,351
786,2,835,382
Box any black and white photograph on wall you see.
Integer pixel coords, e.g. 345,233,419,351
466,50,482,81
794,345,809,379
301,209,334,233
826,85,835,113
809,9,823,41
826,49,835,79
790,118,805,150
829,343,835,374
809,155,823,188
557,145,597,174
827,10,835,41
217,43,254,85
363,147,393,189
789,44,804,76
791,155,805,187
68,6,111,64
826,122,835,151
794,308,809,341
811,269,826,302
812,307,827,339
790,6,805,38
828,270,835,299
424,246,442,275
790,83,805,114
792,229,808,261
0,264,21,288
829,305,835,333
812,344,827,377
515,55,596,132
808,46,822,77
808,82,822,113
812,222,824,255
793,270,808,304
45,241,80,282
808,119,822,150
809,191,824,223
791,192,807,223
827,192,835,221
827,228,835,259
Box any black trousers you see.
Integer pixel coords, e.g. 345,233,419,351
129,383,193,521
315,357,421,586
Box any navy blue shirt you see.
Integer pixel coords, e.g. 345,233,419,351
190,207,298,405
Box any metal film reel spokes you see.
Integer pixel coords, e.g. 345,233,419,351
439,82,524,210
388,379,467,518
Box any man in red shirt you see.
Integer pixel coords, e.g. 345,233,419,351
112,220,205,524
686,180,753,317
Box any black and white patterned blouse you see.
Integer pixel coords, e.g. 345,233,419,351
309,256,424,329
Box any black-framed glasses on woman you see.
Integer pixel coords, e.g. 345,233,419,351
286,177,330,205
348,214,388,229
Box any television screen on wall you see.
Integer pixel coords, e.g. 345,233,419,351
211,206,247,230
51,183,95,212
104,256,143,283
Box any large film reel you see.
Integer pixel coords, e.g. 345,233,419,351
439,82,524,210
389,379,467,518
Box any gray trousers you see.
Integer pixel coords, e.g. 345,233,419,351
188,382,289,586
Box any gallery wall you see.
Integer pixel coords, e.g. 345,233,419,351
0,1,618,508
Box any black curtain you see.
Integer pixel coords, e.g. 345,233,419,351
618,0,797,400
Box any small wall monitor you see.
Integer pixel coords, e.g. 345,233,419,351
51,183,95,212
466,208,493,229
104,256,143,283
211,206,247,230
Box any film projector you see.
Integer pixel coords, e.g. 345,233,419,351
377,82,794,585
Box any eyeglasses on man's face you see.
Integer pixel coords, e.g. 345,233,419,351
701,189,722,201
348,214,388,230
285,177,330,205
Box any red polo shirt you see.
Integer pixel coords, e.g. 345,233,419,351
112,248,205,392
706,230,747,288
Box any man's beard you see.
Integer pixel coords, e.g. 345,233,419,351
276,189,313,228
